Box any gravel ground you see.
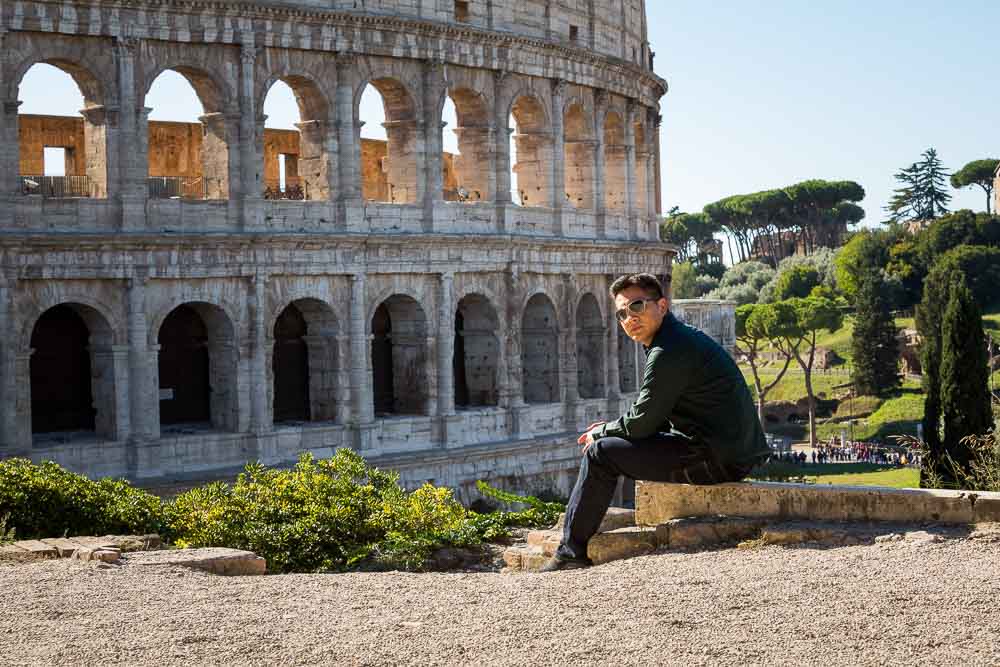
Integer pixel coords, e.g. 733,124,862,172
3,530,1000,666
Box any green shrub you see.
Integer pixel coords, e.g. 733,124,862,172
0,458,166,539
464,481,564,542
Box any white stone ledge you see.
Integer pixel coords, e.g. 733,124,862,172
635,481,1000,526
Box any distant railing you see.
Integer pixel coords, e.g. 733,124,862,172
148,176,208,200
19,175,92,198
263,179,307,201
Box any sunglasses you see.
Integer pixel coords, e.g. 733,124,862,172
615,298,659,322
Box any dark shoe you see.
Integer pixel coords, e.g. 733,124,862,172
539,555,593,572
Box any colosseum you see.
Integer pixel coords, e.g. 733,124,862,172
0,0,679,499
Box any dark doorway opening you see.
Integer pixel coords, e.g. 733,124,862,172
30,305,95,433
372,303,395,416
454,311,470,407
158,305,211,426
273,304,311,423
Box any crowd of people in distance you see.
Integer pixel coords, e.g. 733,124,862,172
772,439,921,469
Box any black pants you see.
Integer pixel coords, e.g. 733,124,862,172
556,434,754,561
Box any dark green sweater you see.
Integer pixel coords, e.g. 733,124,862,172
593,312,769,467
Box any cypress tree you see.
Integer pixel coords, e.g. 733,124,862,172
916,274,948,486
939,276,992,486
850,267,900,397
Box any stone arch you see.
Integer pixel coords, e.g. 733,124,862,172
14,55,111,198
28,303,120,440
575,293,606,399
509,94,553,208
271,298,340,424
157,302,239,432
259,70,334,201
603,110,627,213
18,292,124,353
144,62,236,200
522,293,560,403
371,294,430,416
563,101,596,211
442,86,494,202
454,293,501,408
356,75,421,204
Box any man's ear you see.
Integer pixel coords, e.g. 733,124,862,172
658,297,670,313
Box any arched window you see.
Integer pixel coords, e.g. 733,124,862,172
563,102,596,211
522,293,560,403
272,298,340,424
510,96,552,208
603,111,627,214
273,303,310,423
576,294,606,398
145,68,229,200
157,303,238,431
371,295,429,415
454,294,501,407
359,80,420,204
443,89,492,202
17,63,106,198
262,77,331,201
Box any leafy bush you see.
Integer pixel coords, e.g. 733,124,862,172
0,459,166,539
707,261,775,304
1,452,566,572
759,248,839,304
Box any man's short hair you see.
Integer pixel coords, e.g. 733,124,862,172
609,273,668,300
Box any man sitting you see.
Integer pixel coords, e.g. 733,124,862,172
542,273,770,571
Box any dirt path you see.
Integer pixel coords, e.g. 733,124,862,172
2,532,1000,665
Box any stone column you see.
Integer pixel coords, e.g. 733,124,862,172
593,92,608,238
0,278,22,457
437,273,455,417
653,111,663,217
646,109,659,239
492,71,512,232
550,79,567,235
76,105,111,198
606,280,621,401
199,112,240,202
115,38,148,229
336,56,363,229
505,266,530,438
335,334,352,424
423,60,445,228
561,276,580,430
350,274,374,425
295,119,337,202
95,346,131,441
249,274,270,434
0,99,20,212
13,350,32,450
624,103,638,239
127,276,158,442
239,38,263,229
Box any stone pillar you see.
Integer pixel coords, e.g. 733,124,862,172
424,335,438,418
335,334,352,424
249,274,270,435
295,119,337,202
606,280,621,401
0,99,20,211
77,105,111,198
199,112,239,202
646,109,659,239
127,276,158,442
0,279,22,457
335,57,362,209
505,266,529,438
95,345,131,441
492,71,512,232
437,273,456,417
593,92,608,238
350,274,374,425
423,60,445,228
452,126,494,202
624,103,638,239
653,111,663,217
239,38,263,229
115,38,148,229
550,80,567,235
562,276,580,430
13,350,32,450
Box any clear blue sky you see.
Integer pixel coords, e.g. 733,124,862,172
18,2,999,255
650,1,998,248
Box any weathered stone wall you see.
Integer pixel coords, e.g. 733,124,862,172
17,114,85,175
671,299,738,357
0,0,672,496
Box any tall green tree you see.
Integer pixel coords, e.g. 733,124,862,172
850,266,900,397
771,296,844,447
886,148,952,223
939,277,993,487
950,159,999,215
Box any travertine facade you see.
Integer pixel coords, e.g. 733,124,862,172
0,0,672,499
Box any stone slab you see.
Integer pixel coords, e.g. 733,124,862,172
655,516,764,549
552,507,635,533
587,527,658,564
40,538,90,558
636,481,990,526
11,540,59,559
124,548,266,576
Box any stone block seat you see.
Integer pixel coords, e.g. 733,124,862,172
503,481,1000,572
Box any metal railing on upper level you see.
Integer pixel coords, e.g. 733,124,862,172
263,179,308,201
19,175,92,198
147,176,209,200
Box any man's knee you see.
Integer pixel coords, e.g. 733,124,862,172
585,437,629,471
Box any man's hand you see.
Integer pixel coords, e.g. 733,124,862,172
576,421,607,454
